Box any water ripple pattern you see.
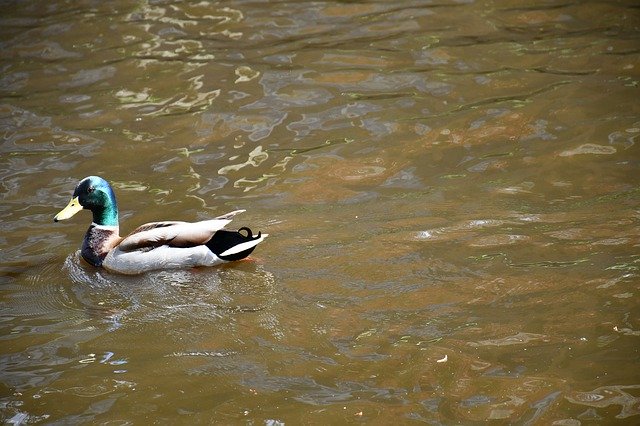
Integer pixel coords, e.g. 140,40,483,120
1,0,639,424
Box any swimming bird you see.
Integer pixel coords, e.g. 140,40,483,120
54,176,267,274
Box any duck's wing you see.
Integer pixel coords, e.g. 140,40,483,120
213,209,246,220
118,219,233,252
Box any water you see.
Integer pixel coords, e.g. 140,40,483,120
1,0,639,423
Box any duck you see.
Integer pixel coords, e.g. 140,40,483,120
54,176,267,274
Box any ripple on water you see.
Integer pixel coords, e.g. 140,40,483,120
558,144,617,156
64,254,279,337
468,332,550,347
468,234,530,247
59,66,116,89
3,261,86,324
565,385,640,419
415,218,514,242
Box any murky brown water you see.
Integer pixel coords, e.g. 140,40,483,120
2,0,639,423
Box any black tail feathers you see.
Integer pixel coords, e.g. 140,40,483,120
206,227,262,261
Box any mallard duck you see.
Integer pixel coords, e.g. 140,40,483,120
54,176,267,274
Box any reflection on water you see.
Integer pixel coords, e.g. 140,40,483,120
1,0,639,423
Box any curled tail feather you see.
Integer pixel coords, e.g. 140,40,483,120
206,227,265,261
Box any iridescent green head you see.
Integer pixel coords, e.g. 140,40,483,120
54,176,119,227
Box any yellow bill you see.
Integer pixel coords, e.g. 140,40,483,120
54,197,83,222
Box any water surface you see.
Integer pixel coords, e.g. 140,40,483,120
1,0,639,423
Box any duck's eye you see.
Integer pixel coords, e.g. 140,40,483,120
87,186,95,194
